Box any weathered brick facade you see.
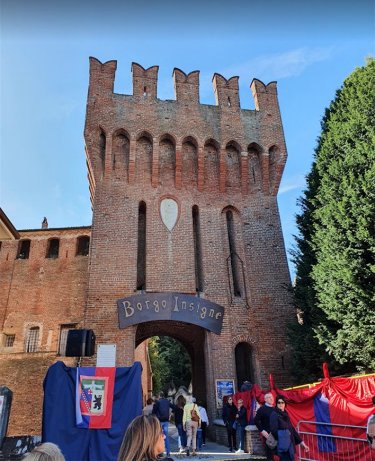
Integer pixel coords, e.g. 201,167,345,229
0,57,293,437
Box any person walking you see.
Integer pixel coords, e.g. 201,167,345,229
171,395,187,452
198,402,209,446
143,397,154,416
183,395,201,456
152,391,172,457
254,392,276,461
222,396,237,452
270,395,309,461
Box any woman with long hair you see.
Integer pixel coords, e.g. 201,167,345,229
171,394,187,452
270,395,309,461
117,414,173,461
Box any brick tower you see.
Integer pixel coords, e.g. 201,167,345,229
83,57,293,420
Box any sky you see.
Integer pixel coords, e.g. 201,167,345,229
1,0,374,279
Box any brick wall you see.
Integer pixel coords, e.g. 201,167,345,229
0,228,89,435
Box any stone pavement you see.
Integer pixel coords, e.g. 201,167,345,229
166,426,266,461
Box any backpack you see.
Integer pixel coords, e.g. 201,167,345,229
191,404,200,422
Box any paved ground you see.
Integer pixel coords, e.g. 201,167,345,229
166,426,266,461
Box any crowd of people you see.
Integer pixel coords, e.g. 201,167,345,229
22,389,375,461
222,386,310,461
148,391,209,457
147,385,310,460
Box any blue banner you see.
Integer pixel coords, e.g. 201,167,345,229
42,361,142,461
313,392,336,453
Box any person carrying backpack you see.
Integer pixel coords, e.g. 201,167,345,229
152,391,172,456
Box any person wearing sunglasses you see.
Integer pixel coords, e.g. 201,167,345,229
117,415,174,461
270,396,309,461
222,396,238,452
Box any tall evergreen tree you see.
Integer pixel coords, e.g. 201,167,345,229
289,59,374,380
312,59,375,370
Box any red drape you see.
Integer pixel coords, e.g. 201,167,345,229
232,370,375,461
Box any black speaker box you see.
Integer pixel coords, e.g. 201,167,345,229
65,329,96,357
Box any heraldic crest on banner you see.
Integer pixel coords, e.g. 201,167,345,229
79,375,109,416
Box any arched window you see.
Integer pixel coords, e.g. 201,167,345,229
135,133,153,184
192,206,203,293
99,130,106,173
25,327,39,353
113,131,130,179
76,236,90,256
182,138,198,189
159,135,176,187
235,342,254,388
17,239,31,259
46,238,59,259
204,141,220,191
225,142,241,191
137,201,147,290
247,143,262,193
268,145,279,191
226,210,241,297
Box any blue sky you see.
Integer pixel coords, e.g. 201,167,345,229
1,0,374,279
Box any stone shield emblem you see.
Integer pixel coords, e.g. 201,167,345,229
160,198,178,231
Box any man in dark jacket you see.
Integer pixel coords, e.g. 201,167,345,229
254,393,275,461
153,391,172,456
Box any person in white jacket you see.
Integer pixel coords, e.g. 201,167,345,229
198,402,209,446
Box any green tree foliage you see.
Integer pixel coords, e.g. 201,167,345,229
289,165,356,382
290,59,375,380
288,166,332,382
148,336,192,394
311,59,375,370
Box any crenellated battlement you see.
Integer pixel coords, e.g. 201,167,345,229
173,68,200,103
88,57,280,111
212,73,240,109
84,57,287,202
131,62,159,99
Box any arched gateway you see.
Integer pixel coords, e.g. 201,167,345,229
0,59,294,439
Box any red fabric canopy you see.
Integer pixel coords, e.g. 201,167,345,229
232,367,375,460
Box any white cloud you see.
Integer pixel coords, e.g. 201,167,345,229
236,47,332,80
279,174,306,194
200,47,333,96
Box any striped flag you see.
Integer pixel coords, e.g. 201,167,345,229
76,367,116,429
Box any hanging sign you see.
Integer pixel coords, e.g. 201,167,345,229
117,292,224,334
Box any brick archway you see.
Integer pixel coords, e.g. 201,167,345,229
135,320,207,403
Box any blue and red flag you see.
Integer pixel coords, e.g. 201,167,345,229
75,367,116,429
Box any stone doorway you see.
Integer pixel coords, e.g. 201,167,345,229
135,320,207,404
